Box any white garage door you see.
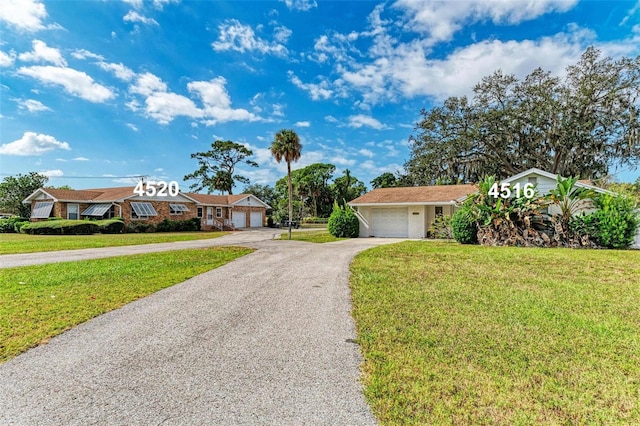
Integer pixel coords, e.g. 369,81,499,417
232,211,246,228
250,211,263,227
371,208,408,238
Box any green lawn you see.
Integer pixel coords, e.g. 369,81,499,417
278,229,347,243
351,242,640,425
0,231,229,255
0,247,252,362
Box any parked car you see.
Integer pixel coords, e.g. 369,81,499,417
279,220,300,229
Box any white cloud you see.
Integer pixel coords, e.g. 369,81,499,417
348,114,389,130
40,169,64,177
127,123,139,132
0,131,70,155
97,61,136,81
212,19,288,56
281,0,317,12
144,91,203,124
288,71,332,100
0,50,16,67
188,77,259,125
17,65,115,103
130,72,167,96
14,98,51,112
273,26,293,44
358,148,375,158
0,0,51,32
71,49,104,60
325,115,339,123
295,121,310,127
73,157,89,161
393,0,578,43
123,10,158,26
18,40,66,66
331,156,356,167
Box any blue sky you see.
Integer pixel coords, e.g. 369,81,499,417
1,0,639,192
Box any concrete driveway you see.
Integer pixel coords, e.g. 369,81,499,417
0,230,404,425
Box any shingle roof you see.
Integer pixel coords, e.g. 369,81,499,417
43,188,105,201
186,193,231,205
349,185,477,205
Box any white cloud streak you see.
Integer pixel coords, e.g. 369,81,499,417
0,132,70,155
17,65,115,103
18,39,66,66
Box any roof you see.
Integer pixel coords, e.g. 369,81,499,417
349,184,477,205
502,168,612,194
23,186,268,207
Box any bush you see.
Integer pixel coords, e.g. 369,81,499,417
328,202,359,238
97,219,125,234
0,217,28,233
13,221,29,233
21,220,100,235
452,205,478,244
429,215,453,239
591,194,639,249
125,222,156,233
156,218,200,232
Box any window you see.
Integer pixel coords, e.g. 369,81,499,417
528,177,537,185
67,203,79,220
197,207,203,218
130,202,158,220
32,201,54,219
216,207,222,218
82,204,112,217
435,206,443,217
169,204,189,215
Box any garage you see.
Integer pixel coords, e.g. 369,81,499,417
250,211,263,228
370,207,408,238
231,211,246,228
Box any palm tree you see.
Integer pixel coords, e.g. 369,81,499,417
271,129,302,240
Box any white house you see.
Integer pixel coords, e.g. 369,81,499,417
349,168,623,240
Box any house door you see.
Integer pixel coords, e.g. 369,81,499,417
206,207,214,225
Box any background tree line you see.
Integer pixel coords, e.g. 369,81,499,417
403,47,640,185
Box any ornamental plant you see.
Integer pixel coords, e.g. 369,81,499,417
328,202,359,238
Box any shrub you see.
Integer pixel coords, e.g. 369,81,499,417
429,215,453,239
125,222,155,233
591,194,639,249
97,219,125,234
0,217,28,233
328,202,359,238
452,205,478,244
13,221,29,233
21,220,100,235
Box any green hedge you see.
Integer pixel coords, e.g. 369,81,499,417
21,220,101,235
0,217,28,233
156,218,200,232
96,219,125,234
452,204,478,244
19,218,125,235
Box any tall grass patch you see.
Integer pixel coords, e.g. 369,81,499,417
351,242,640,424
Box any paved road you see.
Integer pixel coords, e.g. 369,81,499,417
0,230,404,425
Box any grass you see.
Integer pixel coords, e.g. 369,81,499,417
278,229,347,243
0,231,229,255
0,247,252,362
350,242,640,425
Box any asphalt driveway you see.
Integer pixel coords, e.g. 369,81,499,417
0,230,403,425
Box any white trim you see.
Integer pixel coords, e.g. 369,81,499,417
349,201,458,207
230,194,271,209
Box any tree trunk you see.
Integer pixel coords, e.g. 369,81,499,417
287,161,293,240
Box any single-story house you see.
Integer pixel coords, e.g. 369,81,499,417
22,185,270,231
349,168,616,239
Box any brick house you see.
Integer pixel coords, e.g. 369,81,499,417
22,186,270,231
